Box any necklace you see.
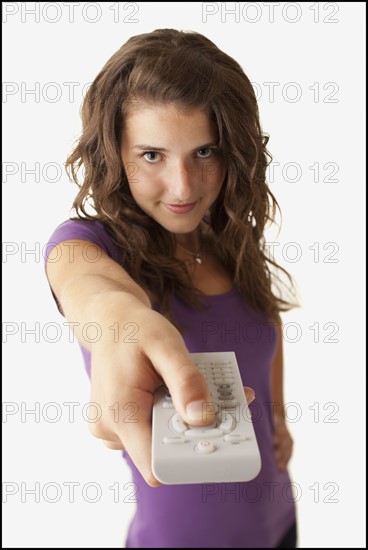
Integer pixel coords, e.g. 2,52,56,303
176,230,204,264
176,227,204,264
177,242,203,264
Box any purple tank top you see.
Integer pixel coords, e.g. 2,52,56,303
44,219,296,548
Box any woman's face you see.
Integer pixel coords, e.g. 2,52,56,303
121,102,225,235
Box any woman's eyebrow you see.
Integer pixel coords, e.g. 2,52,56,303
132,142,218,152
132,144,169,152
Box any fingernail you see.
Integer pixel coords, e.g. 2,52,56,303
186,400,206,422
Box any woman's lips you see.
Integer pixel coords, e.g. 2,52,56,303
164,202,197,214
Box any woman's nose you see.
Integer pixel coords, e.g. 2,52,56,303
169,161,195,201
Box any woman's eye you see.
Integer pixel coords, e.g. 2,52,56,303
142,151,161,163
197,148,213,158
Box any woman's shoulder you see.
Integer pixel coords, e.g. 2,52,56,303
45,217,121,263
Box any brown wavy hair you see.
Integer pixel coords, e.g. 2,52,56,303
66,28,300,330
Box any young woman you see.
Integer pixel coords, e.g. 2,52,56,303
45,28,299,548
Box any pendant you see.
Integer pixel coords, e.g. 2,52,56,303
195,257,202,264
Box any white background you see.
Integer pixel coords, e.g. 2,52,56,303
2,2,366,548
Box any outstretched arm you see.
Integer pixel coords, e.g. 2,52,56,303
46,240,217,487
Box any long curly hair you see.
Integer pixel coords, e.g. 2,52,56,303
66,28,300,330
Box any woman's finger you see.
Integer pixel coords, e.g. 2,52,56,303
244,386,256,404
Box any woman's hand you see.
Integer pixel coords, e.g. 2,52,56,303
102,387,256,449
273,414,294,471
91,316,258,488
88,308,220,487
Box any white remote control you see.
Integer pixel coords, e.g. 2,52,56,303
151,351,261,484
